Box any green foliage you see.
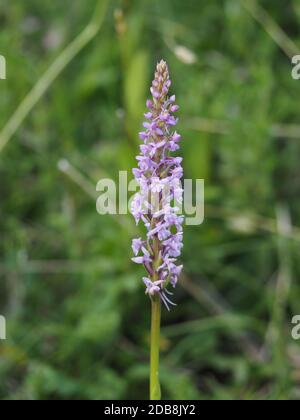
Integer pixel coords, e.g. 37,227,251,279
0,0,300,400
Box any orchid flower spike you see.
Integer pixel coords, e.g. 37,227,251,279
131,60,184,310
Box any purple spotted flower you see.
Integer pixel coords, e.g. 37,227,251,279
131,60,184,310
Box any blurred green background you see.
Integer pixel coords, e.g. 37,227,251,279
1,0,300,400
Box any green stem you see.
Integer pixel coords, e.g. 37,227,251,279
150,295,161,400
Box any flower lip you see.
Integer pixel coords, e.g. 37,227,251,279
143,278,164,296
